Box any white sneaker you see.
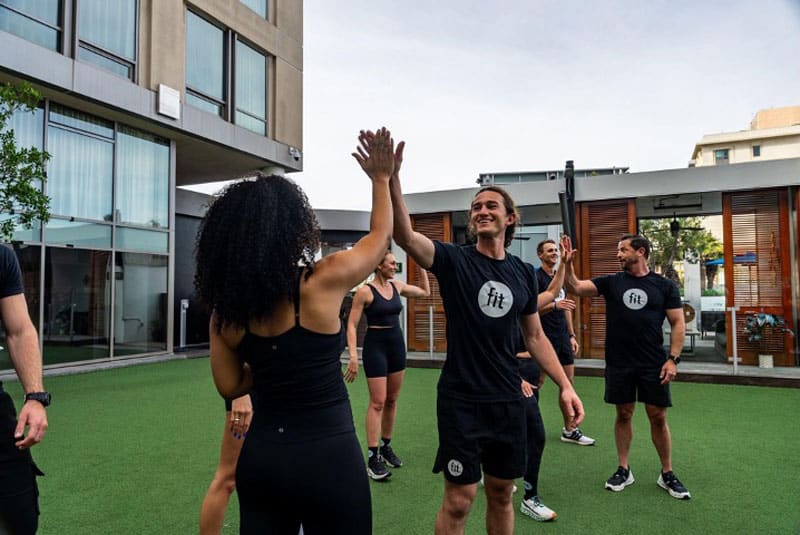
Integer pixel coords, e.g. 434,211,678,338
520,496,557,522
561,427,596,446
479,475,517,493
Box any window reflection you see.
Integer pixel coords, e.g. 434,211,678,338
0,244,40,371
43,247,111,364
114,252,168,355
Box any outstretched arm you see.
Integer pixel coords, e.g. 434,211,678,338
561,235,599,297
389,142,436,269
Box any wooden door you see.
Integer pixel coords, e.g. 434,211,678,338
723,189,794,365
406,213,451,352
576,199,637,358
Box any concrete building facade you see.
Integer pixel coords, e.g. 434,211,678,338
0,0,303,371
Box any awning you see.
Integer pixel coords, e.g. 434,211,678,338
705,252,757,266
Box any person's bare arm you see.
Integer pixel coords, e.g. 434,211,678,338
661,307,685,384
209,315,252,399
388,142,435,269
520,313,584,430
561,235,599,297
1,293,47,449
396,269,430,298
344,287,370,383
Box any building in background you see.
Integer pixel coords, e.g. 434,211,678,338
690,105,800,167
477,166,628,186
0,0,303,370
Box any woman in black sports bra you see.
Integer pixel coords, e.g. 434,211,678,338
345,251,429,480
195,128,396,534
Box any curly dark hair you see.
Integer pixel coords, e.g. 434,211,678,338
194,173,321,331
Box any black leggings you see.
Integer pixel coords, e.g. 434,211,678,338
236,405,371,534
518,358,545,496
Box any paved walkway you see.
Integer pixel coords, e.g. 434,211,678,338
2,348,799,388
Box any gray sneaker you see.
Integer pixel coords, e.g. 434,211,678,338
520,496,557,521
561,427,596,446
657,471,691,500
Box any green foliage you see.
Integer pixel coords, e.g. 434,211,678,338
0,82,50,241
640,217,723,288
743,313,794,350
701,288,725,296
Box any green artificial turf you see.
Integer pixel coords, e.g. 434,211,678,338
3,359,799,534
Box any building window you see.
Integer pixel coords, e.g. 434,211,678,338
0,0,61,51
185,9,271,135
752,145,761,157
185,10,226,117
116,127,170,228
240,0,267,19
113,252,168,355
714,149,730,165
235,39,267,135
76,0,137,80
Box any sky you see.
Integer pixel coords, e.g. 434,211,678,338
189,0,800,209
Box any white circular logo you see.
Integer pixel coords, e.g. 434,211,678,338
478,281,514,318
622,288,648,310
447,459,463,477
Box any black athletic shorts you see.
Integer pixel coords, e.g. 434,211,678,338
554,340,575,366
362,326,406,378
604,365,672,407
432,395,526,484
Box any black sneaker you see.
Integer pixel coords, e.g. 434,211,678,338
605,466,635,492
367,455,391,481
657,471,691,499
380,444,403,468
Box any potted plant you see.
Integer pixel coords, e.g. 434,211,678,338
742,313,794,368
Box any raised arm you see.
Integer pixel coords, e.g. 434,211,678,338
561,235,599,297
344,287,370,383
315,128,394,292
1,292,47,449
396,268,430,298
389,142,436,269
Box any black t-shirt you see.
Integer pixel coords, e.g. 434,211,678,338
592,271,682,368
430,241,538,402
0,246,24,390
535,266,569,349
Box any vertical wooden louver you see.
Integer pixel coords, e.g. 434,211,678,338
576,200,637,358
406,213,451,352
723,189,794,365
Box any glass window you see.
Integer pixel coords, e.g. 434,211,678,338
42,247,111,364
185,11,225,114
116,127,169,228
3,106,45,210
47,126,113,221
113,252,168,355
116,228,168,253
235,40,267,135
714,149,730,165
0,244,41,371
0,214,40,242
240,0,267,19
77,0,137,79
45,219,112,248
0,0,60,50
752,145,761,157
49,105,114,139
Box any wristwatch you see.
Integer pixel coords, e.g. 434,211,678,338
25,392,51,407
668,354,681,365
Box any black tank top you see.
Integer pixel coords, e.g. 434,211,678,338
363,282,402,327
237,273,348,411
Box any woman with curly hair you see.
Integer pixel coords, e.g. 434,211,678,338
195,128,396,534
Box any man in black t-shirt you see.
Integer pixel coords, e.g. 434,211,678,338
387,138,584,534
0,245,49,533
564,234,691,500
535,239,596,446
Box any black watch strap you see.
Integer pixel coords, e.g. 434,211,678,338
25,392,51,407
668,354,681,365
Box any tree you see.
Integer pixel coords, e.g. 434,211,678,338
0,82,50,241
639,217,723,291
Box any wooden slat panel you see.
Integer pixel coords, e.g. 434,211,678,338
407,213,451,352
723,189,794,365
576,199,637,358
